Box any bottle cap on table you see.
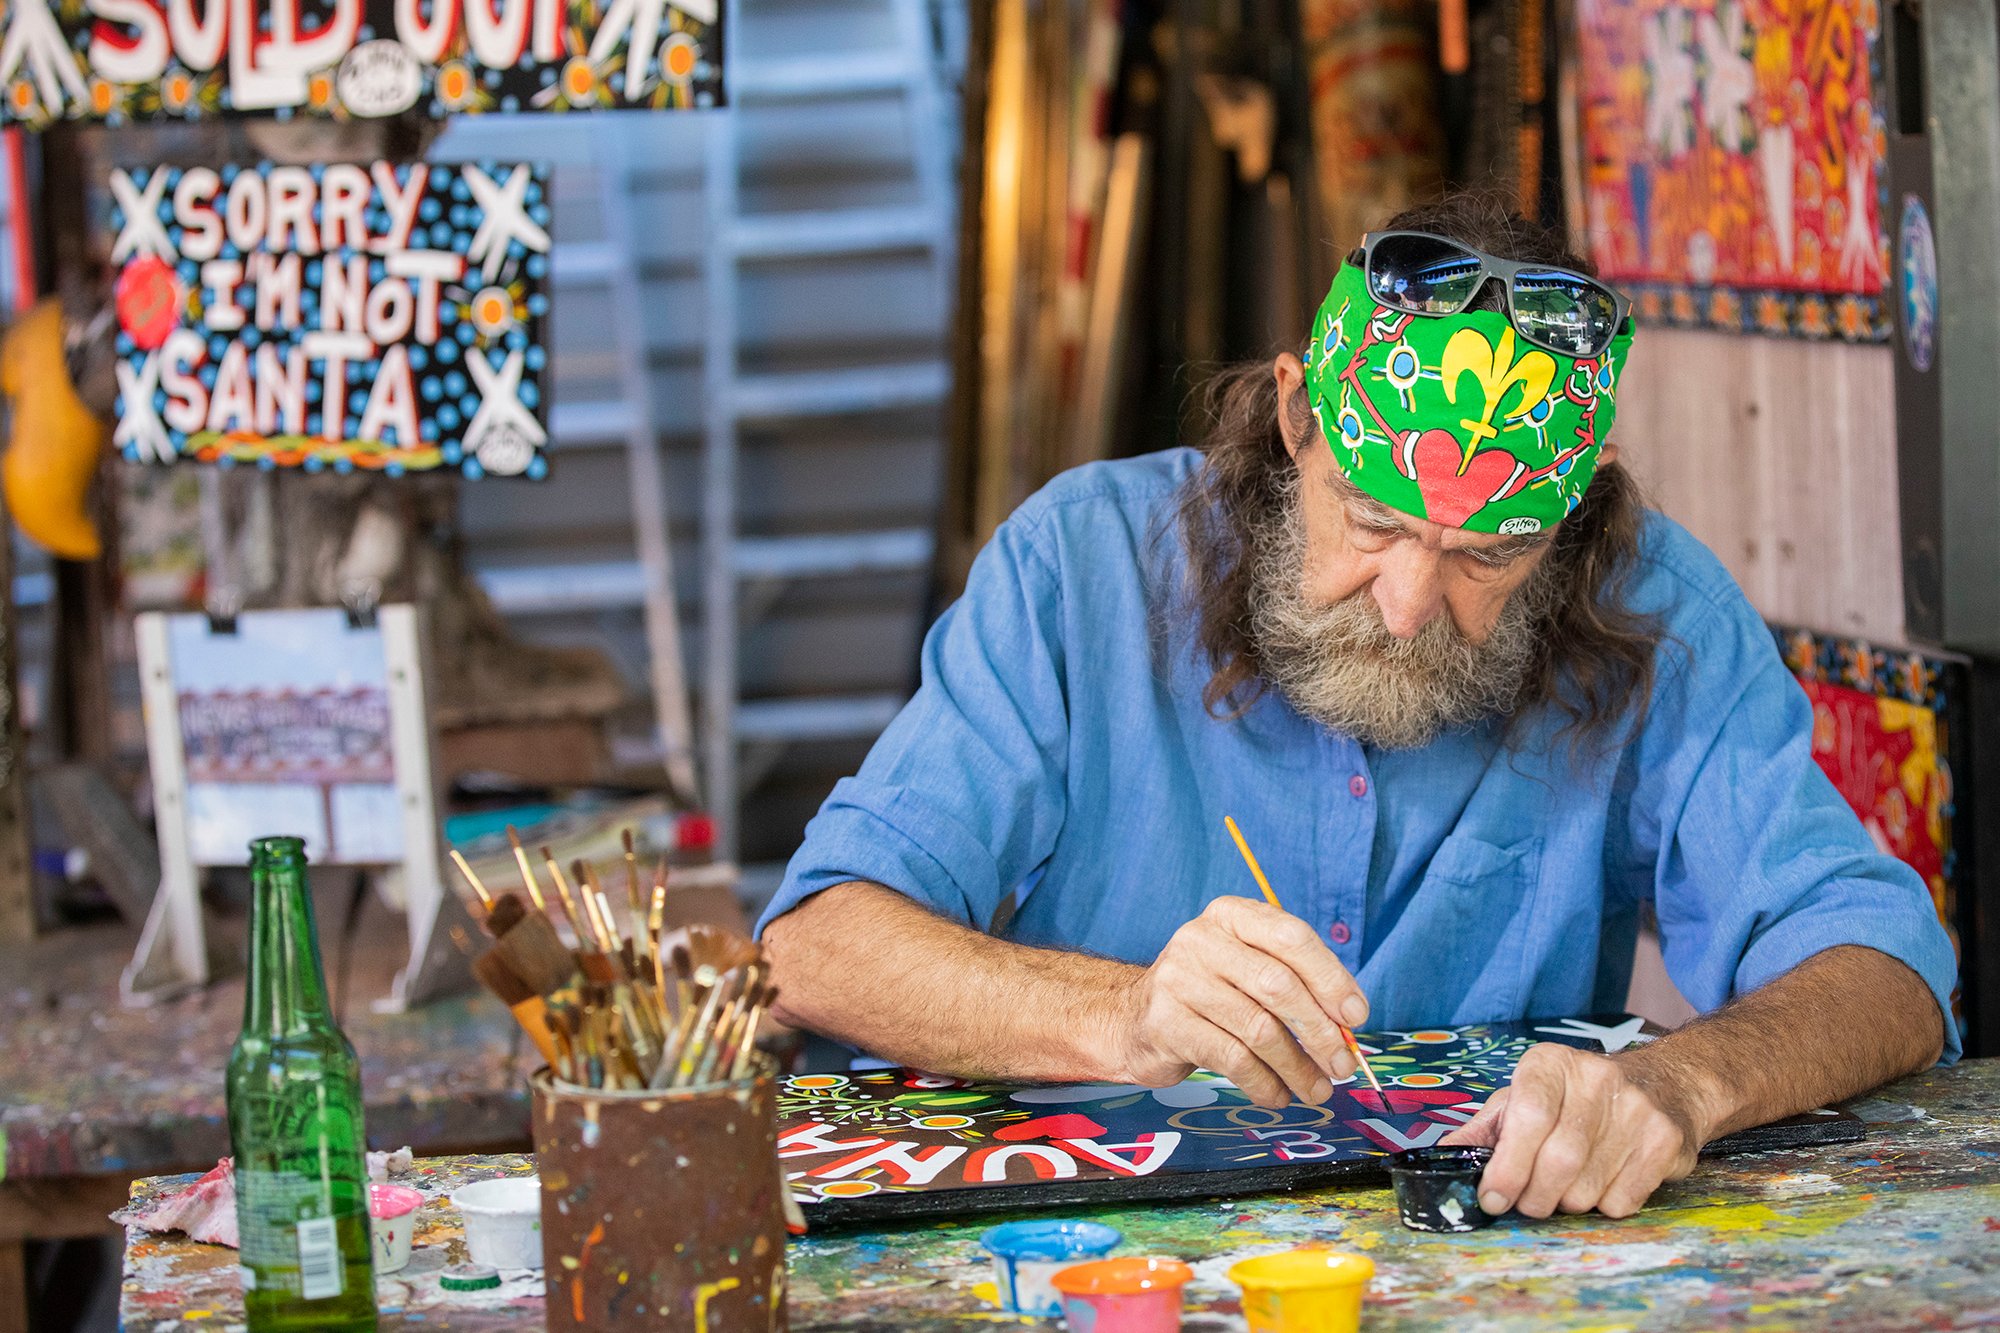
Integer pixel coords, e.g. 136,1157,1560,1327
440,1263,501,1291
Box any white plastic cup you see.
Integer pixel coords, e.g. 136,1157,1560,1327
450,1177,543,1270
368,1183,425,1274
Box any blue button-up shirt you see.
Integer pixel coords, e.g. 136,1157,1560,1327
761,449,1960,1059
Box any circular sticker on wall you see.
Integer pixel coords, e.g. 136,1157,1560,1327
1899,194,1938,373
336,41,423,117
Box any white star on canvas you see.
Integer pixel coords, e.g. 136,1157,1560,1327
1838,152,1879,288
0,0,86,117
1534,1016,1655,1054
1643,8,1697,157
1696,1,1753,145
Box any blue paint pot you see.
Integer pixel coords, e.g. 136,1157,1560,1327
981,1219,1123,1315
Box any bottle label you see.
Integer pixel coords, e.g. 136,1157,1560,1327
295,1216,344,1300
236,1168,330,1298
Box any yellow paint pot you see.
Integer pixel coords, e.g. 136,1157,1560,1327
1227,1248,1374,1333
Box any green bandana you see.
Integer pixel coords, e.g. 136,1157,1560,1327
1301,262,1634,534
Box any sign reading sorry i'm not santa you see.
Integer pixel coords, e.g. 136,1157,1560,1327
111,160,552,479
0,0,721,127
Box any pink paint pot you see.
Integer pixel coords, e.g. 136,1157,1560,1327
1051,1257,1194,1333
367,1184,425,1274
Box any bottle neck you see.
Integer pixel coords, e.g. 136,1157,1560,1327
243,857,337,1036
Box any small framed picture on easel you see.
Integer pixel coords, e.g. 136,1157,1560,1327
124,604,465,1010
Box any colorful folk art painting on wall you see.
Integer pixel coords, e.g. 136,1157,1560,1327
1775,626,1960,1012
777,1017,1861,1225
0,0,720,128
108,161,551,478
1574,0,1889,341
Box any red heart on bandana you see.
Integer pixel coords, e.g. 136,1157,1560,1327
1405,429,1523,528
995,1113,1109,1142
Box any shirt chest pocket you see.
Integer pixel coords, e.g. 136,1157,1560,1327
1403,832,1545,1021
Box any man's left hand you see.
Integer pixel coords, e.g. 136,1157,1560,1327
1438,1042,1707,1219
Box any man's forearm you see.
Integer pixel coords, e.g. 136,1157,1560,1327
1618,944,1945,1145
762,882,1141,1083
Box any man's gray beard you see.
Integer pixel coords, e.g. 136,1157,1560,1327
1247,477,1555,749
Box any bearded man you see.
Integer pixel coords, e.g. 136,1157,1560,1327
759,196,1956,1219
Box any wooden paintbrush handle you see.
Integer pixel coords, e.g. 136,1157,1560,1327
510,996,562,1069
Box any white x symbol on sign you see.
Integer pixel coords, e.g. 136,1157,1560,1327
110,169,179,264
114,354,177,464
464,165,551,285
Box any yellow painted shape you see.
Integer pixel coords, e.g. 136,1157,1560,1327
1650,1192,1871,1239
0,299,108,559
693,1276,741,1333
972,1280,1000,1306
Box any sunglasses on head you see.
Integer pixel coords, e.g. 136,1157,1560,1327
1357,230,1632,358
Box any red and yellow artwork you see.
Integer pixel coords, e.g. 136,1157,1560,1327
1777,627,1959,1010
1799,680,1949,918
1576,0,1890,341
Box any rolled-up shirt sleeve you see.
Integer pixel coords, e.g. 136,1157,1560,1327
1630,589,1962,1062
756,511,1070,935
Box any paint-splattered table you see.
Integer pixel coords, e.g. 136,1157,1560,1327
1,913,537,1333
119,1059,2000,1330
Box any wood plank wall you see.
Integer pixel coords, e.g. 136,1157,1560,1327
1613,327,1906,646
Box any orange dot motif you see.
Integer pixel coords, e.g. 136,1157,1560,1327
816,1180,879,1198
474,292,511,332
439,63,472,105
663,36,698,80
792,1075,847,1091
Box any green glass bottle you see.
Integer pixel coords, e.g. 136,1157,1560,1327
226,836,377,1331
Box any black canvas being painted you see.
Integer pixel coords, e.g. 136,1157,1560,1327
777,1015,1864,1226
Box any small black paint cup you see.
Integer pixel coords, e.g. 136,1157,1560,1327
1389,1146,1497,1233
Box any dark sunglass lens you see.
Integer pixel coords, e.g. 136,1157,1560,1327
1369,234,1485,313
1511,271,1619,354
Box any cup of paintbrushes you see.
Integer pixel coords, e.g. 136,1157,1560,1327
532,1061,788,1331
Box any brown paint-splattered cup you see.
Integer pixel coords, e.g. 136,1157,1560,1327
532,1068,788,1331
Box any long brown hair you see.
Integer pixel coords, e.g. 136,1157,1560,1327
1168,195,1664,751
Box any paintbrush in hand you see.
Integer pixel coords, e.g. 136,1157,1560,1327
1223,815,1384,1097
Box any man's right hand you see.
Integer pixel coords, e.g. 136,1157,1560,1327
1104,896,1369,1108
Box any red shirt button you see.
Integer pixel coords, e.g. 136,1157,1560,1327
1329,921,1352,945
1348,775,1369,798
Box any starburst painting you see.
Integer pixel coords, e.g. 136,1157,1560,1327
1575,0,1890,341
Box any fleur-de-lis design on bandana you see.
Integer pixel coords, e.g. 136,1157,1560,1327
1439,326,1557,469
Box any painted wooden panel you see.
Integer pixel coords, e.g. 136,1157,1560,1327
1614,327,1904,644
